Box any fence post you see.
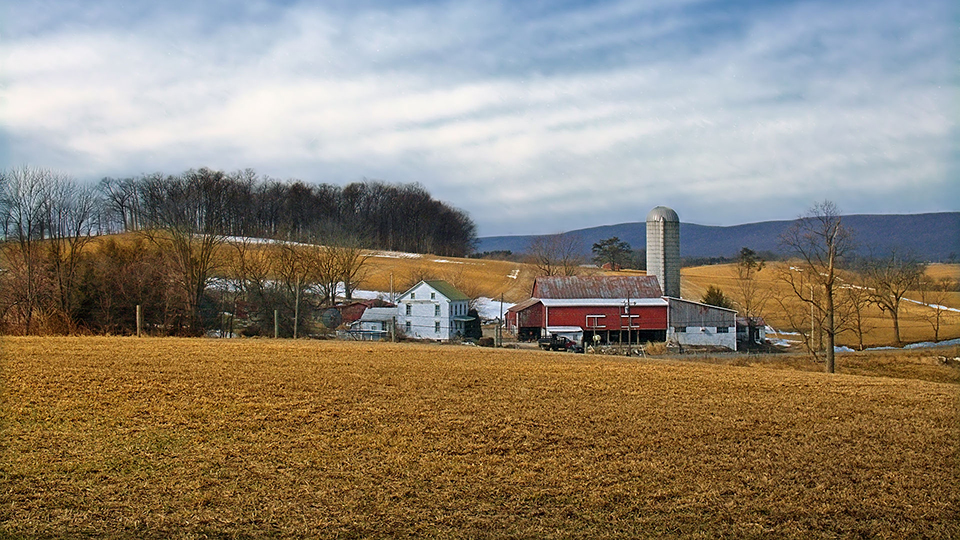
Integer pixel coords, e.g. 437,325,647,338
136,305,142,337
274,309,279,339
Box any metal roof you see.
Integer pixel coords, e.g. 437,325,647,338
359,307,397,322
532,275,663,299
423,280,470,301
506,297,542,313
646,206,679,222
540,298,667,307
664,296,738,313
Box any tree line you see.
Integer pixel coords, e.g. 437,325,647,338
0,166,477,336
99,168,476,255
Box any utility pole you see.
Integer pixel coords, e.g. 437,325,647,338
498,293,504,347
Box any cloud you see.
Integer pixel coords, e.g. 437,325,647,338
1,0,955,236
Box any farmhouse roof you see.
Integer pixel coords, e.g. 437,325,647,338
532,275,663,300
400,279,470,302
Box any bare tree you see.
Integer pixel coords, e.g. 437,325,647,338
734,246,770,316
327,235,371,302
0,166,55,333
863,252,925,346
917,276,954,342
778,201,852,373
837,273,874,351
98,176,142,232
139,170,228,334
527,233,584,277
44,176,99,325
274,242,315,338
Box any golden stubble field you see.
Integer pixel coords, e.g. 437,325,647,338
2,337,957,538
681,262,960,348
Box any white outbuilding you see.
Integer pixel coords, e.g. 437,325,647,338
665,297,738,351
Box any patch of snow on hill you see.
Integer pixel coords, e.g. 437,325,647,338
904,298,960,313
371,251,422,259
475,297,515,321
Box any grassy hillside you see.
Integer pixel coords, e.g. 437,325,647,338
680,262,960,348
2,337,957,538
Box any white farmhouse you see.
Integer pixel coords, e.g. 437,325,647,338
396,280,471,341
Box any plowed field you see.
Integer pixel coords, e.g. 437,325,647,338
2,337,958,538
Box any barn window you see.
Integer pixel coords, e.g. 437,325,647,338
675,326,686,333
586,315,605,328
406,305,412,316
717,327,729,333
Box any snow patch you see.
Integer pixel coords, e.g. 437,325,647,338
371,251,422,259
474,297,516,321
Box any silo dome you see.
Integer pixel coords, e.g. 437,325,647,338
646,206,679,223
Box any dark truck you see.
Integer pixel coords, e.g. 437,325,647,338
538,335,583,352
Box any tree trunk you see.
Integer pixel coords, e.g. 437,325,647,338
892,312,901,346
825,286,835,374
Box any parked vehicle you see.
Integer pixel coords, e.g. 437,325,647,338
538,335,582,352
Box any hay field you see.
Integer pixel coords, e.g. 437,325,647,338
3,337,957,538
681,262,960,348
360,251,538,303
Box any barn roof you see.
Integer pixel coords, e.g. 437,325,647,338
532,275,663,299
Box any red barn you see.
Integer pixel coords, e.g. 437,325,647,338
507,275,668,344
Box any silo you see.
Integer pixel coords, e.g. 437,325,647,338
646,206,681,298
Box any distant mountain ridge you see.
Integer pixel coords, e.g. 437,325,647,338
477,213,960,262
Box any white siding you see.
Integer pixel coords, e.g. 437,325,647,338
667,326,737,350
396,282,468,341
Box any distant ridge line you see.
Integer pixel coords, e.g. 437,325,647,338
476,212,960,262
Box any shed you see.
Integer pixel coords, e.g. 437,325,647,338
665,297,738,351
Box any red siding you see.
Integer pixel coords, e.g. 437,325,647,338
546,305,666,330
510,303,545,328
510,302,667,331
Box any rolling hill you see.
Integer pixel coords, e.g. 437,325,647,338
477,212,960,262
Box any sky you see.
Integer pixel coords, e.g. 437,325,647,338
1,0,957,237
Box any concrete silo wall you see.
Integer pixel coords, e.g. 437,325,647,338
646,207,681,298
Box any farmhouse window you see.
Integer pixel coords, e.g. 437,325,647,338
405,321,411,332
435,321,441,333
411,293,415,299
431,292,436,300
435,304,441,316
406,305,412,316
